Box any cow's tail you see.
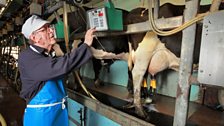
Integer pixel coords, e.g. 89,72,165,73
128,42,134,71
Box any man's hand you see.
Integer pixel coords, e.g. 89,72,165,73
84,28,96,46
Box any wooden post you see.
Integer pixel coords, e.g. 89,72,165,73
63,1,70,53
210,0,222,12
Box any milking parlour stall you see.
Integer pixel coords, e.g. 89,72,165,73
1,0,224,126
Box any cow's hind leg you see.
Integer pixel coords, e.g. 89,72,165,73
92,58,102,87
132,32,161,117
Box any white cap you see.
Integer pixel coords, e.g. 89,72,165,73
21,15,50,39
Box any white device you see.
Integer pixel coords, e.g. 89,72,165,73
87,7,108,31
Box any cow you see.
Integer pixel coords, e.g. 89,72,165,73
125,2,211,117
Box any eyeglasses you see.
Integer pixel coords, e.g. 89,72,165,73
33,24,54,35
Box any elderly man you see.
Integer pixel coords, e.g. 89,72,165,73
18,15,96,126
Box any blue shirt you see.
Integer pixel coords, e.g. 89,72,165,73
18,43,92,103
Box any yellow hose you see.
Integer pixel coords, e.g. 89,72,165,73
0,113,7,126
148,0,209,36
74,71,98,100
63,3,97,100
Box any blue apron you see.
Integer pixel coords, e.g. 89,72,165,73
23,79,68,126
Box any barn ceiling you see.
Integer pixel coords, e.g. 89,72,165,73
0,0,30,33
0,0,217,37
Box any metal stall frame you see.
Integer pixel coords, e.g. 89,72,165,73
67,89,154,126
65,0,222,126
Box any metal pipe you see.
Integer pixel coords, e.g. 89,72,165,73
153,0,160,19
173,0,199,126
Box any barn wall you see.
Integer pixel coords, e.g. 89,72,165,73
155,70,200,102
80,60,129,87
80,61,200,102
